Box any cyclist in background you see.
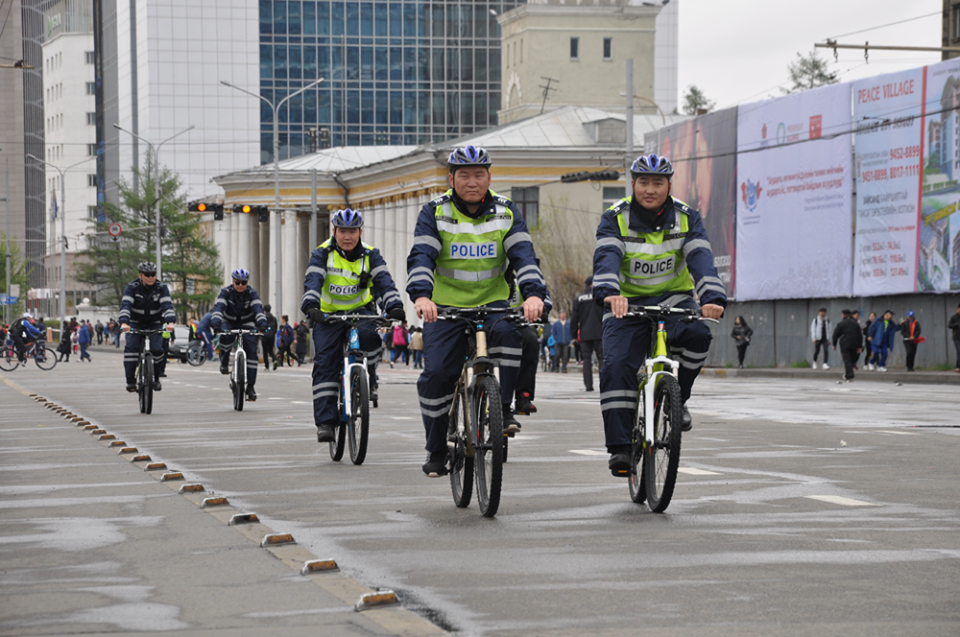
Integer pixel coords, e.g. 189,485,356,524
119,262,176,392
211,268,267,401
10,312,41,363
301,208,405,443
592,154,726,475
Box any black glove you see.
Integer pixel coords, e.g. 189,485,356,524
387,306,405,322
307,308,324,325
211,324,222,334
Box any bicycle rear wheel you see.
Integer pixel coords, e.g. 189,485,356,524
643,375,683,512
34,345,57,370
187,343,206,366
233,349,246,411
449,387,473,508
348,367,370,465
0,347,19,371
139,354,154,415
473,375,504,518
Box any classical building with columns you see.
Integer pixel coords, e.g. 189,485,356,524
211,105,687,321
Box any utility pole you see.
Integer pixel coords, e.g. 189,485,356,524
625,59,634,199
539,76,559,115
4,157,10,326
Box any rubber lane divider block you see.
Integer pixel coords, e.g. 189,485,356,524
201,497,229,508
355,591,399,611
83,425,97,430
144,463,167,472
99,434,116,441
71,416,84,422
109,441,126,447
75,420,90,426
301,559,339,574
160,472,184,482
89,429,106,435
228,513,259,525
260,533,295,547
130,455,151,462
118,447,138,454
178,484,204,494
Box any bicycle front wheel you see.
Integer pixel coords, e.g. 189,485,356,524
473,375,504,518
329,419,346,461
233,349,246,411
139,354,154,415
0,347,19,371
643,374,683,512
34,345,57,370
187,343,206,366
348,367,370,465
629,390,646,504
449,387,473,508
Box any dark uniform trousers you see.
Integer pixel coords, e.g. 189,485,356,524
599,297,711,449
310,314,383,425
579,338,604,390
515,325,540,401
417,311,521,455
123,326,164,382
218,321,260,386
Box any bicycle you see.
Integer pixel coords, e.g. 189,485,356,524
319,313,393,465
222,328,262,412
442,306,523,518
186,339,210,366
128,327,165,415
0,338,57,371
616,305,716,513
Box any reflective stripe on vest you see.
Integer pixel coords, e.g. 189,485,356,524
615,199,694,297
319,239,373,312
432,192,511,307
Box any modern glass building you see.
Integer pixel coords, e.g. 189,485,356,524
258,0,522,162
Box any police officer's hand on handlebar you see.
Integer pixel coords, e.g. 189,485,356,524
606,295,723,320
415,297,438,323
521,296,544,323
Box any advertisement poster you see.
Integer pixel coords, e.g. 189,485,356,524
851,68,925,296
656,107,738,298
735,84,853,301
919,59,960,292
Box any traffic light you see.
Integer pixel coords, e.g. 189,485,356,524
233,204,269,222
560,170,621,183
189,202,224,220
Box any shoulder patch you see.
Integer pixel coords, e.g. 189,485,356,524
494,195,512,206
610,199,630,214
672,199,693,216
431,193,451,205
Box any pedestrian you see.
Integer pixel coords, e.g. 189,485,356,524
832,309,862,382
899,311,923,372
552,310,571,373
78,319,92,362
410,326,424,369
571,275,604,391
56,323,71,362
262,304,278,371
850,310,863,369
276,315,294,368
294,318,309,365
862,312,877,368
866,309,898,372
539,318,553,371
948,303,960,373
95,319,104,344
731,315,752,369
389,320,408,368
810,307,830,369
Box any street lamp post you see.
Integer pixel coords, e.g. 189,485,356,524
25,153,95,336
220,77,325,317
113,124,195,281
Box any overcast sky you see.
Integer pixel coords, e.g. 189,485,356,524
676,0,941,110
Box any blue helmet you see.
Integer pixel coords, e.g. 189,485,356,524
448,145,492,171
331,208,363,228
231,268,250,282
630,153,674,179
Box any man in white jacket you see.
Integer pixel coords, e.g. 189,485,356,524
810,307,831,369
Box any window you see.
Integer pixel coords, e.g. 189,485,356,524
88,205,98,219
570,37,579,59
955,7,960,39
512,187,539,228
603,37,612,59
85,82,95,95
87,174,97,187
87,143,97,156
603,186,626,211
86,112,96,125
85,51,95,64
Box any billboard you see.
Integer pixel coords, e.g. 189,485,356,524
735,84,854,301
654,107,738,298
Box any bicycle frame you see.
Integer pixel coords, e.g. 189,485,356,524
340,325,369,423
637,320,680,450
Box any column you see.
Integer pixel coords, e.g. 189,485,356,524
258,215,271,308
282,210,299,319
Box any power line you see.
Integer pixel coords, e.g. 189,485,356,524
826,12,939,41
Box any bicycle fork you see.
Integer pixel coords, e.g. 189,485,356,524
640,322,679,449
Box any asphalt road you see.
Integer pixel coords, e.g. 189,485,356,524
2,349,959,636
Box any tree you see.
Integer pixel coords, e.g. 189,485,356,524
530,193,597,316
783,51,838,94
75,152,222,321
0,232,31,319
682,85,715,116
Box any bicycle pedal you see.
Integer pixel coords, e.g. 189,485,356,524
611,469,631,478
425,470,448,478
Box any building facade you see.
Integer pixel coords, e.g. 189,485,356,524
1,0,27,320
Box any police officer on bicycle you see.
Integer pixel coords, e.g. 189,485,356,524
407,145,547,477
211,268,268,401
593,154,726,474
302,208,405,443
119,262,176,392
10,312,42,363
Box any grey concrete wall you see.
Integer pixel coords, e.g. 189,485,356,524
705,294,960,370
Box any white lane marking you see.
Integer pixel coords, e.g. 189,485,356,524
391,416,415,421
678,467,722,476
570,450,607,456
291,401,311,405
267,397,285,400
805,495,877,507
879,430,919,436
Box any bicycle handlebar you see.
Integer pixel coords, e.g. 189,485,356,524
127,327,166,335
624,305,719,324
317,313,395,326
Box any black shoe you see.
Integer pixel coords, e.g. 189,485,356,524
126,383,137,393
158,372,167,377
502,405,521,436
585,386,594,392
608,445,631,476
316,423,336,443
370,385,378,403
152,380,162,391
422,450,448,477
681,405,692,432
219,362,229,375
515,392,536,415
246,386,257,401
